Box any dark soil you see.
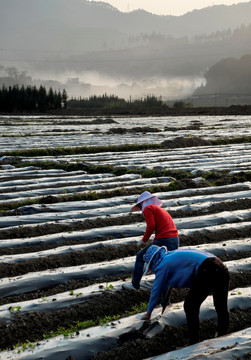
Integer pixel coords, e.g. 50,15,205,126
91,118,117,124
108,126,161,134
161,136,212,148
91,308,251,360
0,271,250,351
48,104,251,116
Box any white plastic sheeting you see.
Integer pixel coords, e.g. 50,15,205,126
144,327,251,360
15,183,251,215
1,115,251,150
17,143,251,164
0,208,250,244
0,256,134,298
17,143,251,166
0,116,250,359
0,236,139,264
0,233,250,266
1,187,249,228
17,143,251,172
0,248,249,324
0,221,249,255
0,167,70,178
0,176,172,202
0,240,249,298
1,180,249,206
0,172,118,189
1,288,250,360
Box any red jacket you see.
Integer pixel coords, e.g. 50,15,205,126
142,204,178,243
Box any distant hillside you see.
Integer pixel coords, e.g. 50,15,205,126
34,23,251,80
1,0,251,100
194,54,251,95
0,0,251,55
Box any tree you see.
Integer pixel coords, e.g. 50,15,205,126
55,90,62,109
37,85,47,111
62,89,68,109
47,87,55,109
173,101,185,109
5,67,18,79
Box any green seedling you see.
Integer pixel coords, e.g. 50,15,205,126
126,302,148,315
230,291,243,296
173,304,182,309
43,320,96,340
9,306,21,314
69,290,83,297
17,341,35,354
99,315,120,326
105,283,114,291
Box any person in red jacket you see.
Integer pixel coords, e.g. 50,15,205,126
123,191,179,290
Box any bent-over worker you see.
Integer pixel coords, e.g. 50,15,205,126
142,245,230,344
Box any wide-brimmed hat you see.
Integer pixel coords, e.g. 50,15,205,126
143,245,167,275
131,191,163,212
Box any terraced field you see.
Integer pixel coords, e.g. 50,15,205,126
0,115,250,359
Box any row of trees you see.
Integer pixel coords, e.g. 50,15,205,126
0,85,67,112
68,94,165,110
128,24,249,46
68,94,126,108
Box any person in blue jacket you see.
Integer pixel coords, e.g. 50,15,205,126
141,245,230,344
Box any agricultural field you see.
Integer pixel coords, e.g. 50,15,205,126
0,114,251,150
0,114,250,359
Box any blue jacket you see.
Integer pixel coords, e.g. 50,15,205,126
147,248,215,314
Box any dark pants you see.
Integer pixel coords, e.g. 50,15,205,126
132,237,179,289
184,257,230,344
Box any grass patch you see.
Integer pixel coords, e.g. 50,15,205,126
211,135,251,146
0,182,180,213
1,143,161,158
9,158,194,179
203,170,251,186
1,135,250,158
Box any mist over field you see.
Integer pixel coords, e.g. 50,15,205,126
0,0,251,102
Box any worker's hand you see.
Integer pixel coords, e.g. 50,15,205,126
137,239,144,247
141,313,151,321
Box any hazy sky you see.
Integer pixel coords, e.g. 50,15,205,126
92,0,250,15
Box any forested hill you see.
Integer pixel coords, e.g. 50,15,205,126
0,0,251,55
1,0,251,101
194,54,251,95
